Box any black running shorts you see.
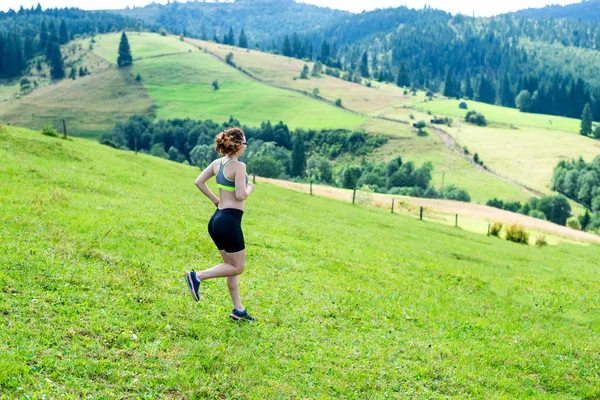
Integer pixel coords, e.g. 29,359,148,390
207,208,245,253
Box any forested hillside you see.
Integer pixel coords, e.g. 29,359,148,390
0,5,144,78
112,1,600,122
514,0,600,20
115,0,347,45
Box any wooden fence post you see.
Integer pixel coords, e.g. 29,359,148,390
62,119,67,139
455,214,458,227
352,189,356,204
310,180,313,196
420,207,423,220
253,173,256,184
487,223,491,236
134,138,138,155
391,198,394,214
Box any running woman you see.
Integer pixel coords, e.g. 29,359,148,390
185,127,255,321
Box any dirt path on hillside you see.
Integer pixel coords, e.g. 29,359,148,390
184,38,374,118
257,177,600,244
429,125,544,198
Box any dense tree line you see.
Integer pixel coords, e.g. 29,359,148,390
101,114,384,174
0,4,144,78
102,115,472,200
486,196,572,226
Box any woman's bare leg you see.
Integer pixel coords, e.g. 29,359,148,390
227,275,243,311
196,249,246,281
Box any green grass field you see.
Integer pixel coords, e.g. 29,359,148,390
443,123,600,194
2,126,600,398
196,39,423,116
88,33,365,130
416,99,581,134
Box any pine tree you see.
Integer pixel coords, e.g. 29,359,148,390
319,39,330,63
261,120,274,142
281,35,292,57
464,73,474,99
581,103,593,136
443,69,455,98
477,75,496,105
300,64,309,79
39,20,48,52
117,32,133,68
499,74,515,107
238,28,248,49
292,33,302,59
24,35,36,59
291,132,306,177
226,26,235,46
359,51,369,78
50,43,65,79
396,63,411,88
0,35,5,76
59,20,69,45
46,20,57,60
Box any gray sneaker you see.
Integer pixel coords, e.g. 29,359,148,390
184,270,201,302
230,308,255,322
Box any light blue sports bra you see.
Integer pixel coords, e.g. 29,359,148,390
216,158,248,191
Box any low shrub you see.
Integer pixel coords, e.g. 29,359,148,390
490,222,503,237
505,224,530,245
459,101,468,109
465,111,487,126
100,139,119,149
567,217,582,230
41,124,58,137
535,235,548,247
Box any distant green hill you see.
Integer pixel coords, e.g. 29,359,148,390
2,124,600,398
512,0,600,20
85,32,365,131
115,0,348,45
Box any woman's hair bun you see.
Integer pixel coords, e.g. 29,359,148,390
215,127,245,156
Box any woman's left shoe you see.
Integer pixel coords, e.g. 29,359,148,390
230,308,255,322
184,270,201,302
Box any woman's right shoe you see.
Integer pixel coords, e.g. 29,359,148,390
184,270,201,302
230,308,255,322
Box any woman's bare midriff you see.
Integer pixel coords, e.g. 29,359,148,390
218,189,245,212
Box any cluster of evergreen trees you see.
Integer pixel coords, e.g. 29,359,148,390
215,26,249,49
0,4,144,78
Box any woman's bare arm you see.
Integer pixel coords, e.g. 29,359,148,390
195,161,220,206
234,162,253,201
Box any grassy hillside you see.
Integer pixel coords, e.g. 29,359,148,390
179,39,532,203
84,33,366,130
0,69,155,140
2,126,600,398
0,42,156,139
416,99,581,133
195,39,421,116
409,100,600,193
363,120,531,203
